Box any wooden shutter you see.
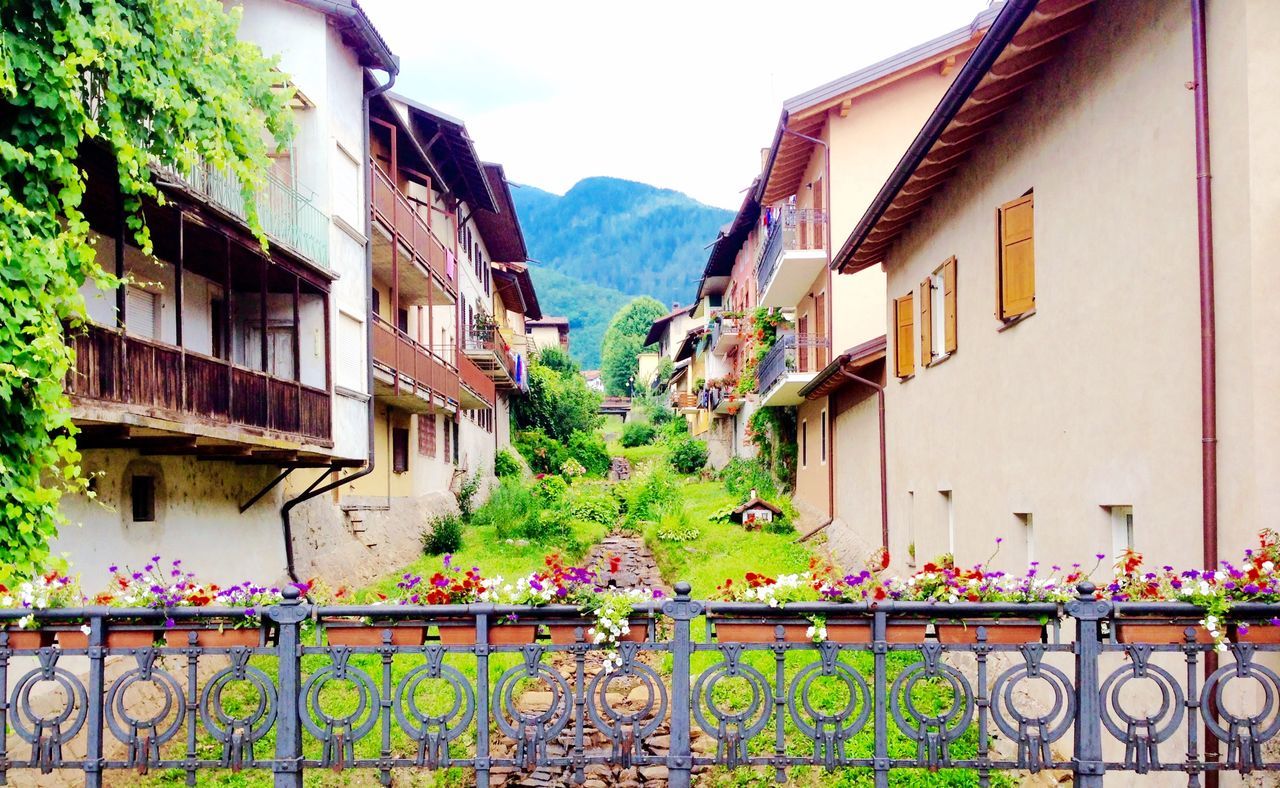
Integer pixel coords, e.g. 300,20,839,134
815,292,828,368
998,194,1035,319
943,257,958,353
894,294,914,378
797,314,809,373
418,414,436,457
919,277,933,364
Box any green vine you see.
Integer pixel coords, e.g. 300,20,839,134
735,307,791,397
746,406,796,491
0,1,293,579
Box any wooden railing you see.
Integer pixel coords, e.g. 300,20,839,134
371,315,461,406
457,353,496,408
67,324,331,443
370,161,457,293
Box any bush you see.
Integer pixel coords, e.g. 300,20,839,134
622,465,681,527
456,472,481,520
494,450,521,479
719,457,779,502
655,509,700,542
621,421,657,448
567,430,610,476
421,514,464,555
520,507,575,546
470,478,538,540
514,431,567,475
669,438,709,475
570,488,621,525
660,416,689,442
533,474,569,505
512,355,602,442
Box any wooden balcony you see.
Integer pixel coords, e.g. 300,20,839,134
67,323,332,448
463,327,519,390
371,315,460,412
458,353,496,410
370,161,457,301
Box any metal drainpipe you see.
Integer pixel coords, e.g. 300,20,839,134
279,66,397,583
779,126,835,520
839,369,888,552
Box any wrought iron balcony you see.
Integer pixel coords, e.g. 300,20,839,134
158,160,330,268
754,205,827,308
710,314,746,356
756,333,829,405
1,584,1277,785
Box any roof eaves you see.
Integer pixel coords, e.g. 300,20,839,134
286,0,398,73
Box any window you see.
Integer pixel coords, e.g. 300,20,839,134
392,427,409,473
1017,512,1034,564
131,475,156,522
921,258,957,363
820,409,827,464
397,308,409,334
942,490,954,554
126,286,159,340
815,291,827,368
1109,505,1134,566
418,414,437,457
997,193,1035,320
906,491,916,567
452,420,460,464
443,417,451,463
372,288,380,317
893,293,914,378
800,419,808,468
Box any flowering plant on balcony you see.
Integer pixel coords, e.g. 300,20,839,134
1,570,83,631
714,571,818,607
394,556,487,606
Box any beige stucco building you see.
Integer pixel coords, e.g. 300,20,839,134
832,0,1280,575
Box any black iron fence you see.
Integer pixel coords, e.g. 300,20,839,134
1,583,1278,786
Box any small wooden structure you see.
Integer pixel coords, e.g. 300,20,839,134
730,492,783,531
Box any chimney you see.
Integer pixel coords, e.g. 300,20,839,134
672,302,680,311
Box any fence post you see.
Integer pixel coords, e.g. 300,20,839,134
1066,581,1109,787
84,615,105,788
270,586,308,788
664,582,702,788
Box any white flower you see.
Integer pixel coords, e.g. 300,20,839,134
79,624,91,635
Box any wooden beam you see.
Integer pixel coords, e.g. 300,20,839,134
939,55,957,77
82,435,198,451
162,445,252,459
837,98,852,118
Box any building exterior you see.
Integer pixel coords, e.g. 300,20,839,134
59,0,395,588
525,316,570,353
831,0,1277,574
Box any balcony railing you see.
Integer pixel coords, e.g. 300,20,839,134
710,315,745,355
370,161,457,293
157,161,330,268
2,584,1278,785
371,315,459,406
67,323,331,443
671,391,698,410
754,205,826,296
457,352,496,408
463,327,519,387
756,333,829,396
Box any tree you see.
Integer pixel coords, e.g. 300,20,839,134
511,354,603,443
600,296,666,396
0,0,292,579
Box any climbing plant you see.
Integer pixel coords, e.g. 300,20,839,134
735,307,791,397
0,0,293,579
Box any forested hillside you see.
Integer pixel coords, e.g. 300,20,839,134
513,178,732,367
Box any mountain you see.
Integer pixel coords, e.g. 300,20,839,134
512,178,734,367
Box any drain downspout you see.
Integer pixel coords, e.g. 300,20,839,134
1191,0,1217,570
834,365,885,550
279,65,397,583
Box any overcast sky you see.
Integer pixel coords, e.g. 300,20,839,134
360,0,993,210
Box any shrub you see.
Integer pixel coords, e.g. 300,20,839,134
660,417,689,442
719,457,779,502
567,430,611,476
560,458,587,480
534,474,569,505
514,431,567,475
621,421,657,448
655,509,700,542
570,488,621,525
623,465,681,526
520,507,575,546
456,472,481,520
669,438,709,475
512,356,602,442
470,478,537,540
421,514,464,555
494,450,521,479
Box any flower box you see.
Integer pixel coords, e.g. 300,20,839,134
712,617,871,644
546,618,648,645
165,625,264,648
437,622,536,646
1232,623,1280,644
1114,618,1213,645
323,619,427,647
4,628,55,650
55,626,163,649
934,619,1045,645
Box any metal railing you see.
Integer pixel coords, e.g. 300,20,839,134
2,584,1279,786
157,161,330,268
710,315,745,354
463,327,518,382
754,205,827,295
756,333,829,395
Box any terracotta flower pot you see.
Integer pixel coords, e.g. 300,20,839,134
437,624,536,645
165,626,264,648
323,620,427,647
4,629,55,650
935,620,1045,645
1115,619,1213,645
547,618,649,645
56,627,163,649
713,619,871,644
1233,623,1280,644
883,623,930,644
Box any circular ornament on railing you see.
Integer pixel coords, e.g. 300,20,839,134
199,660,279,761
989,654,1075,771
691,646,772,764
1098,648,1184,769
104,658,185,756
585,653,668,744
9,659,89,755
1200,651,1280,768
787,653,872,746
298,656,380,749
491,658,573,742
888,651,973,766
394,656,475,752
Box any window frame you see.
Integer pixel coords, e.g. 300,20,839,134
392,426,410,473
131,474,156,523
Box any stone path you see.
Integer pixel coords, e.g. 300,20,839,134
495,531,710,787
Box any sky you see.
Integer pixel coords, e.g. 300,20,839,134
360,0,993,210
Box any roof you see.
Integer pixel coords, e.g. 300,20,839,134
731,497,784,518
697,178,762,300
495,262,541,320
673,327,706,363
834,0,1096,273
527,316,570,331
387,91,497,213
643,304,696,346
472,163,528,262
286,0,398,73
799,335,888,399
758,6,999,206
600,396,631,412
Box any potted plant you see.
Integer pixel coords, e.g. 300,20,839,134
0,570,82,650
63,557,199,648
1108,550,1216,645
711,560,874,644
164,581,287,648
